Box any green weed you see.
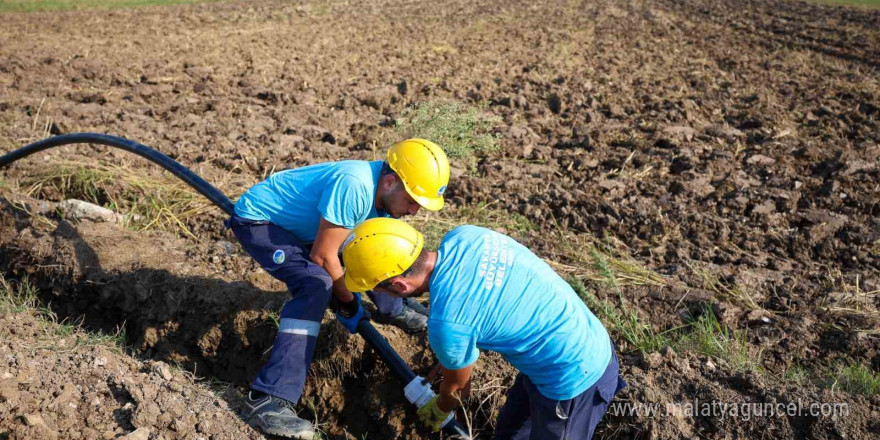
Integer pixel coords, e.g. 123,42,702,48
0,275,41,313
395,101,501,170
783,362,810,386
829,362,880,395
569,278,670,353
674,308,760,372
302,397,329,439
590,248,619,289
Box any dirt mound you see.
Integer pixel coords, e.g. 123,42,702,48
1,310,261,440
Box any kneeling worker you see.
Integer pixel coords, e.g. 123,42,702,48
342,218,626,439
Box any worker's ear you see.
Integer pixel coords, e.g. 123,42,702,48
387,277,411,296
380,172,397,189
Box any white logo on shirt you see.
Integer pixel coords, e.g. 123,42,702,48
477,233,514,291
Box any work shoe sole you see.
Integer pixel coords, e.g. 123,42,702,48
247,416,315,439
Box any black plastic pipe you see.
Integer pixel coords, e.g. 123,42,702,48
0,133,235,216
1,133,472,439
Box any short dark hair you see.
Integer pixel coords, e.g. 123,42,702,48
380,162,397,178
408,248,429,275
375,249,428,288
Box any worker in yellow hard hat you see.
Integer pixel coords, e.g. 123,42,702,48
342,218,626,440
228,139,449,439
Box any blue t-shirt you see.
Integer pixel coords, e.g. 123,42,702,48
428,226,612,400
234,160,386,244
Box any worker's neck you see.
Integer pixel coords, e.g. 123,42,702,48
414,250,438,293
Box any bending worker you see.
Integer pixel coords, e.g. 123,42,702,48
342,218,627,439
228,140,450,438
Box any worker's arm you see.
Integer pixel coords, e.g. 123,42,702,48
310,218,355,303
436,364,474,413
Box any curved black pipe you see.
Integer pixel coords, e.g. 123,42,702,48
0,133,235,216
357,318,417,383
1,133,472,439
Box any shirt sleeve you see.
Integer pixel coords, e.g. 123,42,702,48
428,320,480,370
317,175,372,228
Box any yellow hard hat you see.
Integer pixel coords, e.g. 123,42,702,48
342,218,425,292
387,139,450,211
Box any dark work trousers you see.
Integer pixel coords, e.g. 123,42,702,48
367,290,403,317
226,215,402,403
493,345,627,440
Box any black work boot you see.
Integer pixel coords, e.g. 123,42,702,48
378,298,428,333
403,297,429,316
243,391,315,439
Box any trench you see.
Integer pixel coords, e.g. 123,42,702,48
0,199,457,439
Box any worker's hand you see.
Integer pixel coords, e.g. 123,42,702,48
335,292,365,334
417,395,451,432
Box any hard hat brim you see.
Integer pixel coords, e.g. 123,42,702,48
344,273,373,293
404,186,445,212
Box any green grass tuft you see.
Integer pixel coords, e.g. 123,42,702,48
0,275,41,313
830,362,880,395
783,362,810,386
674,308,760,372
569,278,670,353
395,101,501,170
590,247,619,289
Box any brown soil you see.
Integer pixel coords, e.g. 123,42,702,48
1,0,878,439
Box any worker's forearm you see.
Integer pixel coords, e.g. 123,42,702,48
331,277,355,303
311,252,355,303
437,381,464,413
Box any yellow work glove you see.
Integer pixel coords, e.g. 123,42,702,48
417,395,451,432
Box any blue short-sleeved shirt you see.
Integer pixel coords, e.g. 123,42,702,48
428,226,612,400
234,160,387,244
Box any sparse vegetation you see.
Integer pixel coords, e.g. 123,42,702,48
570,278,671,354
1,275,127,352
829,362,880,396
395,101,501,170
410,203,535,248
552,232,667,287
783,362,810,386
688,262,762,310
0,275,41,313
819,272,879,331
0,0,221,13
22,160,237,239
674,308,761,373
